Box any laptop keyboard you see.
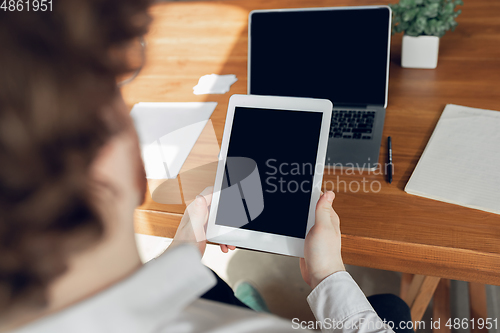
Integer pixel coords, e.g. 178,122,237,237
329,110,375,140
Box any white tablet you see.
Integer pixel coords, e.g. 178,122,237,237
206,94,332,257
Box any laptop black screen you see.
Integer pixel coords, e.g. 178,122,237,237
249,7,390,107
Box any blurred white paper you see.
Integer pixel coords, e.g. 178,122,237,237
193,74,237,95
405,104,500,215
130,102,217,179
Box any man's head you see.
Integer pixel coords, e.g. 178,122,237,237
0,0,151,312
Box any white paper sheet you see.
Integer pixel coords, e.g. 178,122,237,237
405,104,500,215
193,74,238,95
130,102,217,179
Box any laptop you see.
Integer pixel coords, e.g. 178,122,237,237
248,6,391,170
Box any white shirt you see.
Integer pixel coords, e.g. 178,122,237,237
13,245,394,333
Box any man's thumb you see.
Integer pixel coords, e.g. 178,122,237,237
187,195,208,224
315,191,335,226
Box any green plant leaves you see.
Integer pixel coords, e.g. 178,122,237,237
390,0,463,37
441,2,454,15
399,0,417,9
403,8,419,21
422,3,439,17
414,15,427,34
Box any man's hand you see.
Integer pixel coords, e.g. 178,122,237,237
171,186,236,256
300,191,345,290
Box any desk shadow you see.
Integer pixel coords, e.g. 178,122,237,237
148,161,217,205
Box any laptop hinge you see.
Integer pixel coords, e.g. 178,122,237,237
333,103,383,109
366,104,385,109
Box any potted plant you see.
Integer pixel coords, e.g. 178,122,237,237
390,0,463,69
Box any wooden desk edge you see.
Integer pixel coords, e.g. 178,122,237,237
134,209,500,286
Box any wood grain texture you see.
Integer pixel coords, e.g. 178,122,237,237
469,282,488,333
404,275,426,308
433,279,451,333
126,0,500,285
410,276,441,323
400,273,414,301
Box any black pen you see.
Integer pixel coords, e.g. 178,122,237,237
387,136,393,184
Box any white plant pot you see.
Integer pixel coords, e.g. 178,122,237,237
401,35,440,69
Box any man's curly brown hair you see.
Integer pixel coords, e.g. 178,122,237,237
0,0,152,312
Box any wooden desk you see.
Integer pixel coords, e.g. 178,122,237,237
123,0,500,286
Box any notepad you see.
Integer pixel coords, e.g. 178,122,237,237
130,102,217,179
405,104,500,215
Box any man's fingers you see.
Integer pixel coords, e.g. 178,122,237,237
300,257,306,269
299,258,310,285
219,244,235,253
198,187,233,254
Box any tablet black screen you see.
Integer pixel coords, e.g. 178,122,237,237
214,106,323,239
